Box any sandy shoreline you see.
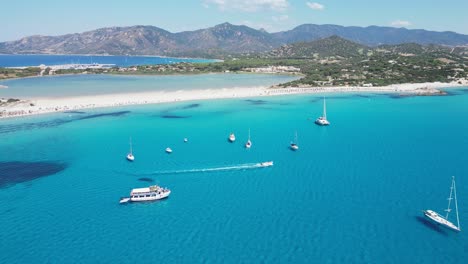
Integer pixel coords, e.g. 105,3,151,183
1,81,466,120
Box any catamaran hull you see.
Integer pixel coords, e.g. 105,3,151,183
315,119,330,126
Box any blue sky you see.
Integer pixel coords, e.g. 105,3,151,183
2,0,467,41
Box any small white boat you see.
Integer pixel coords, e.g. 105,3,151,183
245,129,252,148
423,176,461,232
165,147,173,153
126,137,135,161
290,131,299,151
120,185,171,203
257,161,274,167
119,197,130,204
184,138,188,142
315,97,330,126
229,133,236,142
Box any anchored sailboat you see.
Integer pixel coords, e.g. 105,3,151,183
315,97,330,126
126,137,135,161
423,176,461,232
229,133,236,142
290,131,299,151
245,129,252,149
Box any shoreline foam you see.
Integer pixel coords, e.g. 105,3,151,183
0,81,465,120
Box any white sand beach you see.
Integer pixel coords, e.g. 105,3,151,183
0,81,466,119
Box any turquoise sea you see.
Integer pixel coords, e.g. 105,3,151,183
1,77,468,262
0,74,298,99
0,54,213,68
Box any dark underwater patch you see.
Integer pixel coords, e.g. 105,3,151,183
75,111,130,120
138,177,154,182
245,99,268,105
161,115,191,119
182,103,200,109
0,118,72,134
0,161,67,188
0,111,131,134
353,94,374,98
64,111,86,114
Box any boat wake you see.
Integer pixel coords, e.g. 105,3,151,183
143,161,273,176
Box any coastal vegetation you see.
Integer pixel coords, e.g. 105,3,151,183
1,36,467,87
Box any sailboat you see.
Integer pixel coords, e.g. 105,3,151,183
315,97,330,126
126,137,135,161
245,129,252,148
290,131,299,151
423,176,461,232
229,133,236,142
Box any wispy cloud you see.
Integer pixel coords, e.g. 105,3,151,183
306,2,324,10
390,20,412,27
204,0,289,12
272,15,289,22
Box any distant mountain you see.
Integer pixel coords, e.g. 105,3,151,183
1,23,467,57
268,35,371,58
266,36,468,66
272,24,468,47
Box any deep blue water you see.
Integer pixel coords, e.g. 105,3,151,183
0,54,214,67
1,89,468,263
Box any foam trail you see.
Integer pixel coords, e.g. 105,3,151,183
144,162,268,176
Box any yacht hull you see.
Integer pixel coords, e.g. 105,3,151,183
423,210,460,232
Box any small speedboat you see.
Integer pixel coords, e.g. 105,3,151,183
183,138,188,142
258,161,274,167
165,147,173,153
119,197,130,204
229,133,236,142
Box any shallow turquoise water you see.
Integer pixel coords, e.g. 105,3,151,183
0,54,213,68
1,89,468,263
0,73,298,99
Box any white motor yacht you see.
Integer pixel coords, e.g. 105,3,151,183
120,185,171,203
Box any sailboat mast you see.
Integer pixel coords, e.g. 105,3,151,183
323,98,327,119
129,137,133,155
445,177,455,219
248,128,251,140
295,131,298,144
453,176,461,230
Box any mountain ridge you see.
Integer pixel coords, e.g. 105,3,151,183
1,22,468,58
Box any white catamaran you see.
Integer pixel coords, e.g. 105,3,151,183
126,137,135,161
424,176,461,232
315,97,330,126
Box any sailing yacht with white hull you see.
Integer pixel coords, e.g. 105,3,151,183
315,97,330,126
290,131,299,151
424,176,461,232
126,137,135,161
245,129,252,149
